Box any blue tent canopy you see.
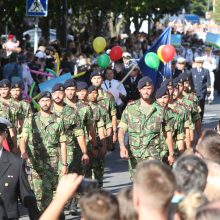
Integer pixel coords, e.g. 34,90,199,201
185,14,200,24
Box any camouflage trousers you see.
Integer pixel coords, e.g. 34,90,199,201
27,156,59,211
91,147,104,187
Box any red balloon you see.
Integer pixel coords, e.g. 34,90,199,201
161,45,176,63
110,46,123,61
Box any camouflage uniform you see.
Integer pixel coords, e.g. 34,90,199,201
0,98,22,149
97,89,117,149
89,101,106,186
183,92,201,123
118,100,171,178
51,104,84,174
20,112,66,211
75,100,94,177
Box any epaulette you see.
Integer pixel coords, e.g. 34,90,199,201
127,100,135,105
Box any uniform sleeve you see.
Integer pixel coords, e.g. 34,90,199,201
163,110,171,132
73,113,84,137
58,120,67,143
109,97,117,117
20,117,31,140
118,107,128,132
85,106,94,126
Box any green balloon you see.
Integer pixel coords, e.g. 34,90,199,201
144,52,160,70
98,54,110,68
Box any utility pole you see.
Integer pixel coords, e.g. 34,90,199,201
61,0,67,49
148,0,151,40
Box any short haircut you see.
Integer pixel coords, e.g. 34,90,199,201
196,129,220,164
117,188,138,220
133,160,175,209
173,155,208,193
80,190,119,220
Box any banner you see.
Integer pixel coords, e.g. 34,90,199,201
171,34,182,46
205,32,220,48
39,73,72,92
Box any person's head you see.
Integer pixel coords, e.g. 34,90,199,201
0,79,11,99
7,34,14,41
156,86,170,107
105,68,115,81
80,190,120,220
90,71,103,88
64,79,77,101
177,191,208,220
138,76,154,101
195,57,204,68
173,75,184,95
161,79,174,97
133,160,175,212
117,188,138,220
87,85,98,102
204,47,211,56
51,83,65,104
182,73,191,92
10,81,22,100
130,65,140,77
172,81,180,100
38,91,52,113
0,117,11,146
173,155,208,194
196,200,220,220
76,81,88,100
196,129,220,164
122,52,132,65
176,58,186,70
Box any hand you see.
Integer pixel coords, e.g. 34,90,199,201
55,173,83,203
120,145,129,159
101,146,107,158
113,132,117,144
21,152,28,160
61,165,68,176
168,155,175,166
81,153,89,165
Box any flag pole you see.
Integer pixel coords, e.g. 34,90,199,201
116,65,137,89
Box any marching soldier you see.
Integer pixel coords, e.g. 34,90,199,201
75,81,97,178
118,76,174,179
51,83,89,174
19,91,67,212
87,85,109,187
90,70,117,151
0,79,20,153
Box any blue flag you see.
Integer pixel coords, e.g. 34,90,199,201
138,27,172,87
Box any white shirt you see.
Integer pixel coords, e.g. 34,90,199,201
202,55,217,72
101,79,127,106
0,147,3,158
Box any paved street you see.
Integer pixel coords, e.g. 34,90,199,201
19,96,220,220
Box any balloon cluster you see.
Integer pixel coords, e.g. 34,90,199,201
144,45,176,70
93,37,124,68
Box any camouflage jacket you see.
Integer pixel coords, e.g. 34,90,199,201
75,100,93,138
51,103,84,146
183,92,201,122
0,98,22,126
21,112,66,161
97,89,117,119
119,100,170,159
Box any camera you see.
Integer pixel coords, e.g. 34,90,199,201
77,178,99,194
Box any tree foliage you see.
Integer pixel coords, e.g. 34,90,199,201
0,0,193,43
